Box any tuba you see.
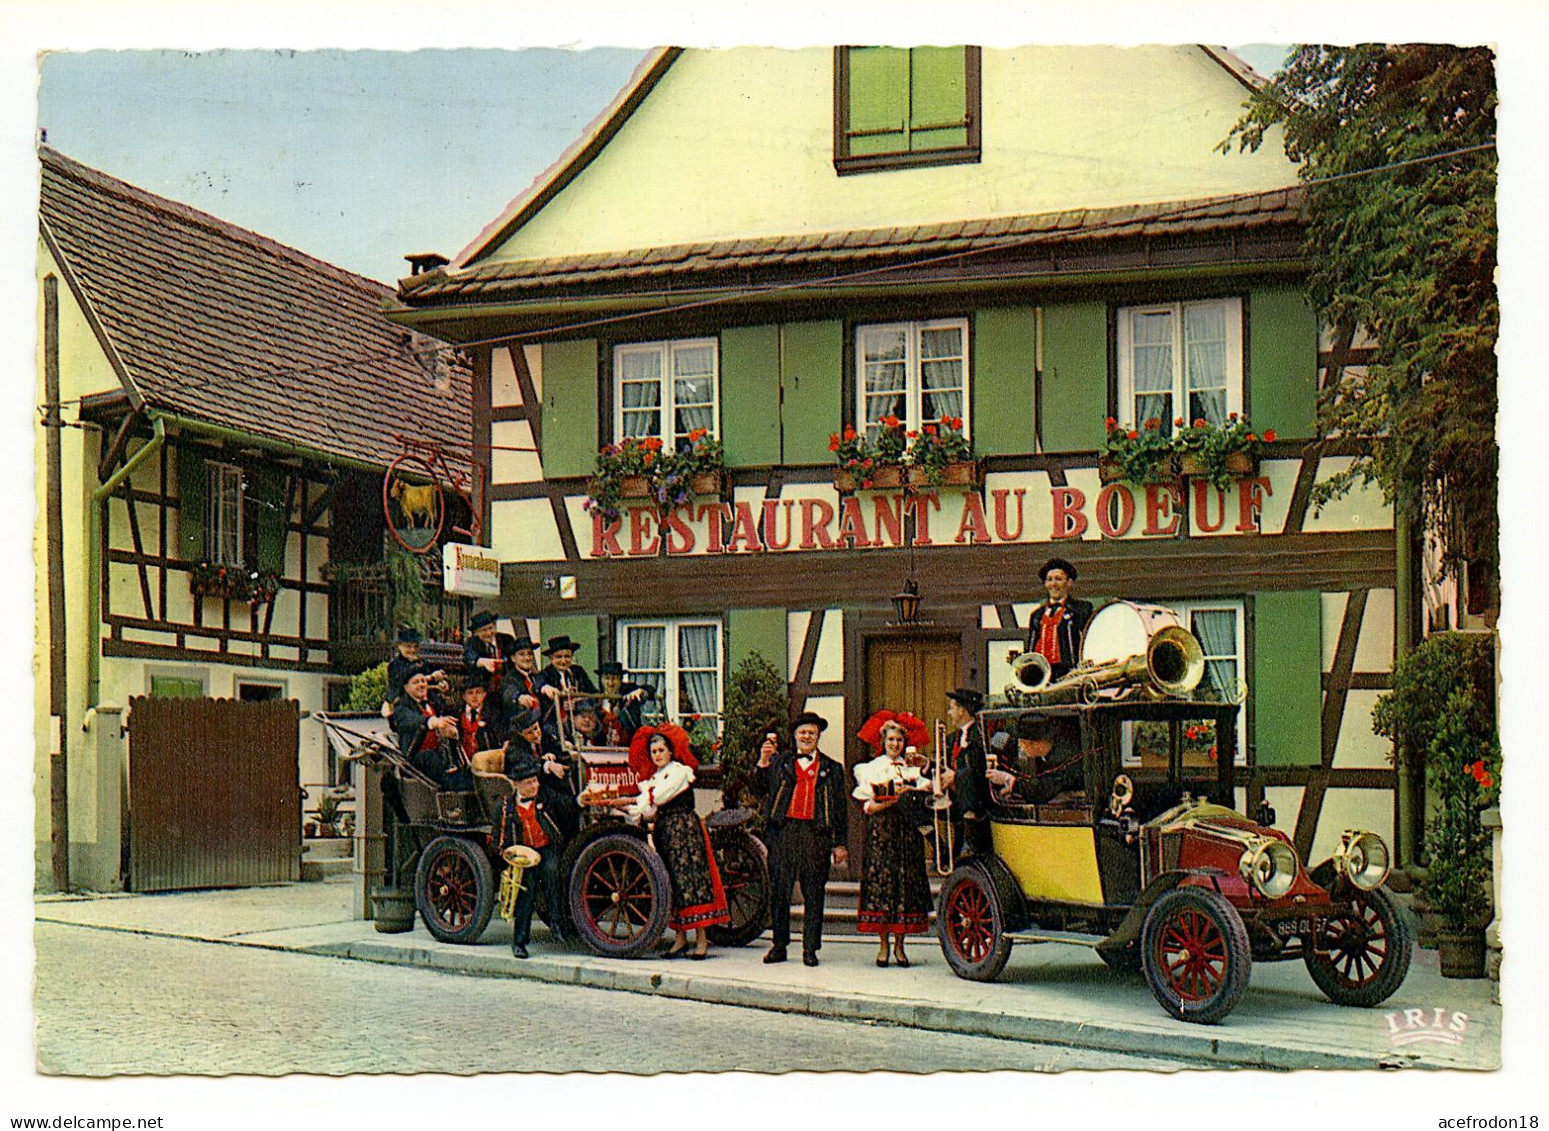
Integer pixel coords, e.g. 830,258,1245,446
499,843,543,921
1004,602,1206,706
1008,650,1053,695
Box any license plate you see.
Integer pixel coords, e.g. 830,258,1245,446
1273,917,1316,938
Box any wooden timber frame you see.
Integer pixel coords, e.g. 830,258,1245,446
84,408,338,673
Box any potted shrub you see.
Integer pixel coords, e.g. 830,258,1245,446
717,651,790,817
906,416,976,488
1173,414,1275,490
1372,632,1498,977
314,791,342,838
1099,416,1177,484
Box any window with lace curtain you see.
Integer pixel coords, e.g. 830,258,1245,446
1122,600,1246,769
1116,299,1243,435
613,338,718,449
618,618,724,751
856,318,969,440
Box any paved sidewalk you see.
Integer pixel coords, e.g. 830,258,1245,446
36,879,1499,1071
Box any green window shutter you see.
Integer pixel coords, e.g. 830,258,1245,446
248,463,288,574
1252,591,1323,767
541,339,600,480
719,325,781,468
149,676,204,698
176,445,206,562
1038,302,1110,453
538,614,600,661
728,607,787,675
909,47,969,150
1247,287,1318,440
972,307,1036,456
778,320,843,466
847,47,909,156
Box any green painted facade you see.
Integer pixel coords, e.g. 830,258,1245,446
777,320,844,466
1252,590,1324,767
541,339,599,479
539,613,600,663
1038,301,1110,452
1248,287,1318,438
719,324,782,467
727,607,787,674
971,307,1036,456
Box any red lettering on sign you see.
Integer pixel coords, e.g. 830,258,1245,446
628,507,660,556
871,494,904,547
1143,483,1182,536
726,501,765,553
992,489,1026,542
663,506,695,554
1050,487,1087,540
590,512,623,558
697,502,729,554
762,498,796,551
799,498,836,550
1236,476,1272,533
835,496,873,548
1191,479,1227,534
908,493,942,545
1095,484,1135,538
954,492,991,544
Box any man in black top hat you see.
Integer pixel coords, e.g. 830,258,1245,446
752,711,849,966
498,635,545,722
495,759,578,958
938,687,990,857
987,713,1087,805
595,660,654,746
1021,557,1094,680
464,611,521,702
393,670,471,791
537,634,598,739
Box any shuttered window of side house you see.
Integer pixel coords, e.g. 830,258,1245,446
836,47,980,173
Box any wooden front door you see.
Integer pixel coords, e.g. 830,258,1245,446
856,636,960,862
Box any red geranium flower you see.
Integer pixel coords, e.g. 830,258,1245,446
1174,416,1185,427
1246,433,1258,443
906,430,919,439
1127,430,1139,441
1193,418,1206,429
1228,411,1239,421
843,425,857,441
829,434,840,451
1263,429,1277,443
1144,418,1160,430
924,424,938,437
1105,416,1118,429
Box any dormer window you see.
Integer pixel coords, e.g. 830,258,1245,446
834,47,981,175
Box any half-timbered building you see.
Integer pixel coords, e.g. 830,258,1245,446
385,47,1415,872
35,148,470,890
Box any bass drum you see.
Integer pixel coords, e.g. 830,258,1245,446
1080,602,1184,665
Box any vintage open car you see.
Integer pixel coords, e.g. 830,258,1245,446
319,714,768,958
937,695,1413,1024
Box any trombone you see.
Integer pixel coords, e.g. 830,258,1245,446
930,719,956,876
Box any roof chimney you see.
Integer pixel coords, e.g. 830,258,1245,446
405,252,450,276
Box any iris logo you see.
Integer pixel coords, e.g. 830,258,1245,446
1385,1007,1470,1047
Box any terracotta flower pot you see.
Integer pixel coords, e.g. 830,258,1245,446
869,466,903,490
1436,926,1487,978
689,470,724,496
941,460,980,487
1224,451,1256,476
618,474,652,499
1097,457,1126,484
833,467,858,494
1178,454,1207,477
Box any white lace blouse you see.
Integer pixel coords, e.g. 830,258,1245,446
626,759,696,821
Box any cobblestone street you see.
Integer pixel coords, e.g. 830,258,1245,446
34,923,1191,1075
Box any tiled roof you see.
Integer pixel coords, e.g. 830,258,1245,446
41,147,469,468
400,186,1305,305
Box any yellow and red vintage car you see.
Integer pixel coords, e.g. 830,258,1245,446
938,691,1410,1025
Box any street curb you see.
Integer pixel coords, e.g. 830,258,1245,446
300,937,1422,1070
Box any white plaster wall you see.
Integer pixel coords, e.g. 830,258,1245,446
491,420,542,483
1311,787,1394,867
1332,691,1394,770
1302,458,1393,533
486,47,1296,261
811,609,845,683
786,611,811,682
491,497,565,562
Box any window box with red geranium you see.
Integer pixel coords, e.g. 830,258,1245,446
1099,416,1178,484
678,428,726,498
829,417,908,492
1172,413,1274,490
189,560,282,605
585,436,665,524
905,416,976,488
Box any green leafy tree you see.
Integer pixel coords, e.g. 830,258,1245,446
1223,46,1497,589
719,652,789,812
344,662,389,711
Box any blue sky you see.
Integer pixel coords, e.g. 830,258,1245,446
37,44,1287,283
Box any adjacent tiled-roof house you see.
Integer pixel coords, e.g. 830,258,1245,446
35,147,470,891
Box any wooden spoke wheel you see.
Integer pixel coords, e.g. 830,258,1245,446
1140,887,1251,1024
937,864,1012,982
1304,887,1413,1007
413,835,496,945
705,829,769,948
567,832,671,959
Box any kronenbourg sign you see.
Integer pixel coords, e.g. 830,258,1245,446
442,543,500,598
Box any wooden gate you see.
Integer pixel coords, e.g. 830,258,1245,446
126,696,302,891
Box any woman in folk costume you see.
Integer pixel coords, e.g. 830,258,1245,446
624,724,729,959
853,709,935,967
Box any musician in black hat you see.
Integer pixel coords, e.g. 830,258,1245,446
497,635,545,722
986,713,1087,806
937,687,990,857
1021,557,1093,680
464,611,521,702
495,760,578,958
456,671,505,768
393,670,471,791
752,711,849,966
595,660,654,746
385,627,446,721
537,634,598,739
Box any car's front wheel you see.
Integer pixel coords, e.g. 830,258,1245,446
937,864,1012,981
1304,886,1413,1007
1140,887,1251,1024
